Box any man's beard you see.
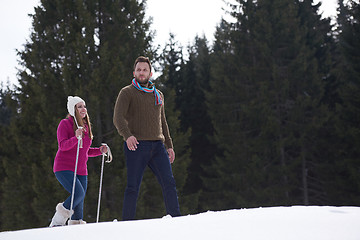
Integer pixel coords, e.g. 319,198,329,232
135,75,150,85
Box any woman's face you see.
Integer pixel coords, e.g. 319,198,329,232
76,102,87,119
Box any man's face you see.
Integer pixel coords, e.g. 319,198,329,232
133,62,152,84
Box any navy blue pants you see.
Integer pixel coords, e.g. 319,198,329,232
122,140,181,220
55,170,87,220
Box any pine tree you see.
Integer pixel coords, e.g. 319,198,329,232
0,85,12,126
0,86,13,229
158,33,183,92
1,0,154,230
203,0,333,210
176,37,218,213
331,0,360,205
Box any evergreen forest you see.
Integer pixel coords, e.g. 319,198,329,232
0,0,359,231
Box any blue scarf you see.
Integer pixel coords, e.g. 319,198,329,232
132,78,163,105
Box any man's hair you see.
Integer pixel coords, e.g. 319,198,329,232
134,56,152,72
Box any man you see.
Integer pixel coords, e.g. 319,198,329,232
113,56,181,220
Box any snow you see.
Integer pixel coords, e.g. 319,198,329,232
1,206,360,240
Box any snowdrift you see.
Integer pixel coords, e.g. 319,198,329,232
1,206,360,240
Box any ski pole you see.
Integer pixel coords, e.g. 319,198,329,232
96,143,112,223
69,127,82,220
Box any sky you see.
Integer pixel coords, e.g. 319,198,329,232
0,0,338,87
1,206,360,240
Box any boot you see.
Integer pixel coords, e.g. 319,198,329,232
68,219,87,225
49,203,73,227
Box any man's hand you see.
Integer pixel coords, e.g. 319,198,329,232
167,148,175,163
126,136,139,151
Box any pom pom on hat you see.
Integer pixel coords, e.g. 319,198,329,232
67,96,85,117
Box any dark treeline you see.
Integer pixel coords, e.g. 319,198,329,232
0,0,359,231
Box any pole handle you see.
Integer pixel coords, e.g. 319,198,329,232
101,143,113,163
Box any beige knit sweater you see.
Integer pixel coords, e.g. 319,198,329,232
113,84,173,149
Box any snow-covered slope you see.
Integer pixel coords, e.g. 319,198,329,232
1,206,360,240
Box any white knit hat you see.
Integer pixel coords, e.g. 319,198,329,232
67,96,85,117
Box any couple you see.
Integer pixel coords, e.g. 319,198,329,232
49,56,181,227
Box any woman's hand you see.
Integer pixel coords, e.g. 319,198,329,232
100,145,108,154
75,127,83,139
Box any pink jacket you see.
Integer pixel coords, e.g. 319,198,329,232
53,117,102,175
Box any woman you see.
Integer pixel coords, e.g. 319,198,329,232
49,96,107,227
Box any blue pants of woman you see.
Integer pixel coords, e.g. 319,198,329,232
122,140,181,220
55,170,87,220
